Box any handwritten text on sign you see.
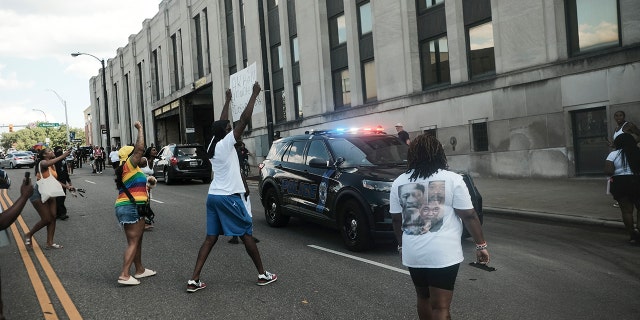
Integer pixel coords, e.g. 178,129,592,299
229,62,263,122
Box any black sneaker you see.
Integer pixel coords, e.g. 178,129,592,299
257,271,277,286
187,279,206,292
228,237,239,244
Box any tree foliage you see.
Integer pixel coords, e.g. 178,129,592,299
1,123,85,151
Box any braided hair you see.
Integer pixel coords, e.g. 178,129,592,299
406,134,448,181
206,120,230,158
613,133,640,175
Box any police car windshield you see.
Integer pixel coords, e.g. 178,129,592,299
328,135,408,166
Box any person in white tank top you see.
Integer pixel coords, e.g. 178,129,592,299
612,111,640,142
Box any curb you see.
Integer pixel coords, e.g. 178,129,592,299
484,207,625,229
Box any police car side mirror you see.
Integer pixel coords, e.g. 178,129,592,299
309,158,330,168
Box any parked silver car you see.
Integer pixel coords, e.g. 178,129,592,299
0,152,35,169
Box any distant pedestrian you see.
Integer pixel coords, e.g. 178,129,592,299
114,121,156,286
95,146,105,173
75,148,83,168
611,111,640,144
609,111,640,208
605,133,640,244
24,147,73,250
109,146,120,170
390,134,489,319
141,146,159,231
53,147,74,221
187,83,276,293
65,149,75,174
395,123,411,145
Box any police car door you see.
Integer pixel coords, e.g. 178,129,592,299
279,139,310,212
301,138,334,220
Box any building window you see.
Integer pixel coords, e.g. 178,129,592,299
171,33,180,90
358,2,372,36
471,121,488,152
295,84,302,118
271,44,283,70
418,0,444,11
268,0,279,8
421,36,450,87
225,0,236,75
113,83,120,124
136,62,144,116
152,49,160,101
330,14,347,47
423,127,437,138
333,69,351,107
274,89,286,123
566,0,620,55
362,60,376,102
203,8,211,74
193,14,204,78
291,37,299,63
467,21,495,78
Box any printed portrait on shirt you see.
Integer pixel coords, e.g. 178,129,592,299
398,180,445,235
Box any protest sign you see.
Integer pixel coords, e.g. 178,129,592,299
229,62,263,121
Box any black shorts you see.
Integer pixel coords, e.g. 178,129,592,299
610,175,640,202
408,263,460,291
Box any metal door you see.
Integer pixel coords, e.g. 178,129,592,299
571,107,609,175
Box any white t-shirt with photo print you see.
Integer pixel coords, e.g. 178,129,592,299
390,169,474,268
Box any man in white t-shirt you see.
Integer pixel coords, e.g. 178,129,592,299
389,134,490,319
109,147,120,170
186,82,277,293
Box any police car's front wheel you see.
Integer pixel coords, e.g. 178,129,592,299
264,188,289,227
339,200,372,252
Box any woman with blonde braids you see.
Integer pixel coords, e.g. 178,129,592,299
389,134,490,320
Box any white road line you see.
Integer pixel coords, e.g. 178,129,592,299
150,199,164,204
308,245,409,275
84,180,96,184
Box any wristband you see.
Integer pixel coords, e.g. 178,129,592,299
475,242,487,250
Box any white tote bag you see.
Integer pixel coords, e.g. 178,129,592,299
37,165,65,202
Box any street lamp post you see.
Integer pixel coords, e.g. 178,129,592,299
48,89,70,145
71,52,110,148
33,108,47,122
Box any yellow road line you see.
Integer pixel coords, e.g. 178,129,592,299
1,189,82,319
0,189,57,319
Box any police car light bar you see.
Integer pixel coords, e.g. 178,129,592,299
306,126,386,135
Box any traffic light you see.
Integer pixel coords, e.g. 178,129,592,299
8,124,13,132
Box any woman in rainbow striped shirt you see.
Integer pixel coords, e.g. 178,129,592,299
113,121,156,286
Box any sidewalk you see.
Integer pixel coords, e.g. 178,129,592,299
473,176,624,229
248,175,625,229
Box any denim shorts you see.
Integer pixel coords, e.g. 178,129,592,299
28,183,41,202
115,204,141,226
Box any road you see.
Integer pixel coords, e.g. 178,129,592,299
1,166,639,319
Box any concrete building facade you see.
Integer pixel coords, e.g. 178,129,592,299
85,0,640,178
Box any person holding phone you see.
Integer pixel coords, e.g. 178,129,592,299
1,171,34,320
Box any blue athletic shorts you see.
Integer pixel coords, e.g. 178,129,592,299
206,194,253,236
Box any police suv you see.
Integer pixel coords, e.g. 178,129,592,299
258,127,482,251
